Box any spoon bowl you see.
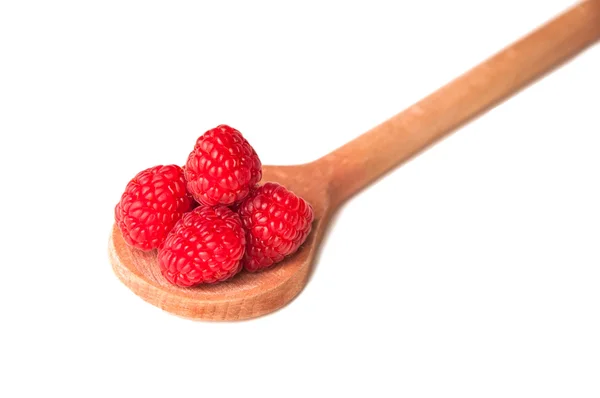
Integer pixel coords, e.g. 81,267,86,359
109,162,334,321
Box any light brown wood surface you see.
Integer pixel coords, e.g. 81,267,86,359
110,0,600,321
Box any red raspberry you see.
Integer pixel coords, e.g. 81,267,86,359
185,125,262,207
115,165,194,251
158,206,246,286
238,183,314,272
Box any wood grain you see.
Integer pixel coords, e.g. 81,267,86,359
110,0,600,321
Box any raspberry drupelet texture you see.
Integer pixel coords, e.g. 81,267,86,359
185,125,262,207
238,182,314,272
158,206,246,286
115,165,194,251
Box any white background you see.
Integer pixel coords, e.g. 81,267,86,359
1,0,599,397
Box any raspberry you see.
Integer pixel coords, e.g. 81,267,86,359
185,125,262,207
158,206,246,286
238,182,314,272
115,165,193,251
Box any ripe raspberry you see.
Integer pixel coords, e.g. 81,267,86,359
185,124,262,207
238,183,314,272
115,165,194,251
158,206,246,286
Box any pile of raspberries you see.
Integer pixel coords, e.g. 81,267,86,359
115,125,314,287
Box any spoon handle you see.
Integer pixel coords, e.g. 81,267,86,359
323,0,600,205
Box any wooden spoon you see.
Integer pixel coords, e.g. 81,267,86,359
110,0,600,321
